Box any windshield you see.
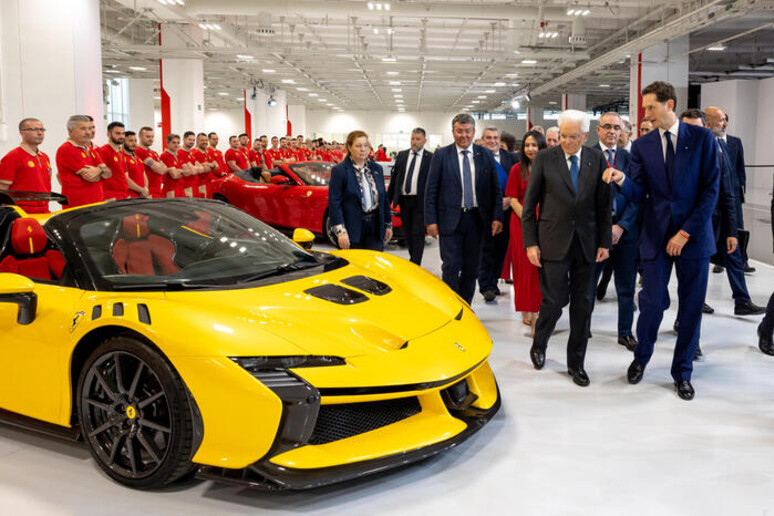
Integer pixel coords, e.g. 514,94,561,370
62,200,330,290
289,162,332,186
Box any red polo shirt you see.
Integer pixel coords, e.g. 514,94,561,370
134,146,163,198
207,147,227,176
123,150,146,198
98,144,128,200
262,150,273,169
56,141,105,208
191,147,212,197
159,150,184,197
0,146,52,213
266,148,282,167
248,149,261,168
224,148,248,171
176,148,199,195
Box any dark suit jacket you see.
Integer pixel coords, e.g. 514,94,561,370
424,143,503,233
725,134,746,201
387,148,432,208
594,144,638,239
328,158,390,243
522,145,612,262
621,121,719,261
714,140,738,239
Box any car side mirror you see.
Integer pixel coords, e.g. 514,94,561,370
270,175,292,185
0,273,37,325
292,228,315,250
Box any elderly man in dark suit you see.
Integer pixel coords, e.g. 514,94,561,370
425,113,503,305
387,127,433,265
522,109,612,387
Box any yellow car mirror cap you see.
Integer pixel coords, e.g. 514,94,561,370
292,228,315,250
0,273,35,294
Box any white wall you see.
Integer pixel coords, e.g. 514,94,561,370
204,108,243,143
128,79,155,132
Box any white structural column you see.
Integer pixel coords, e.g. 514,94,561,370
287,105,306,138
629,36,689,130
127,79,156,131
562,93,586,111
245,89,292,139
0,0,104,161
159,24,205,139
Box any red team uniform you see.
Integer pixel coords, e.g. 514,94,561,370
266,148,282,168
207,147,227,176
134,146,164,198
225,148,248,171
159,150,184,197
191,148,212,197
98,144,128,200
0,147,53,213
56,142,105,208
176,148,198,197
123,150,147,198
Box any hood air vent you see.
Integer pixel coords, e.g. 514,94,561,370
340,276,392,296
305,284,369,304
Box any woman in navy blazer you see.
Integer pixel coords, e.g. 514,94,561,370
328,130,392,251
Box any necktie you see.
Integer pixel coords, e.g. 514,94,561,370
462,150,474,209
404,152,418,195
569,154,579,194
606,149,614,167
665,131,675,187
606,149,617,212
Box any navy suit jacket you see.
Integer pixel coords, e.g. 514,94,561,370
621,121,720,261
424,143,503,233
714,140,738,239
387,147,433,209
725,134,746,200
595,144,637,240
328,158,390,243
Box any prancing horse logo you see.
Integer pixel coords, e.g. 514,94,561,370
70,311,85,333
453,342,466,352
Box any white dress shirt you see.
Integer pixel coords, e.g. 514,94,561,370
456,144,477,207
564,147,583,173
403,148,424,195
598,142,618,166
658,119,680,161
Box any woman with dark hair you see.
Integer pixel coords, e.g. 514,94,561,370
328,130,392,251
506,130,546,335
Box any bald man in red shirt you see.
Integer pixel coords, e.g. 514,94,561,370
0,118,53,213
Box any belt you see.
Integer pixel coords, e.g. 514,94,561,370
461,207,479,213
362,211,377,221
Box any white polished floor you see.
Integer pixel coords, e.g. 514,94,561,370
1,240,773,516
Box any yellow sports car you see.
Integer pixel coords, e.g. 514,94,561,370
0,193,500,490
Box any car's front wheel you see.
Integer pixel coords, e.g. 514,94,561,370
76,337,196,489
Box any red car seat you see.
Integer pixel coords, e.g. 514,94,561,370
112,214,180,276
0,217,65,280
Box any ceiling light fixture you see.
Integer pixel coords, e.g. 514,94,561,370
484,89,496,93
218,92,229,96
382,56,397,62
309,93,318,97
392,88,402,92
478,95,487,99
236,54,254,60
262,69,275,73
387,71,399,75
599,84,611,88
389,81,401,85
282,79,295,83
296,87,308,91
493,82,505,87
268,96,278,107
129,66,147,71
522,59,537,65
708,45,726,51
511,99,520,109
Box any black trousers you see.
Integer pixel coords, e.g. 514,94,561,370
761,292,774,338
478,209,510,294
532,235,595,370
351,212,384,252
439,209,483,305
399,195,425,265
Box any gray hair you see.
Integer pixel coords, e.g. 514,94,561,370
546,126,560,136
411,127,426,137
600,111,622,123
621,119,632,133
482,126,499,136
558,109,590,133
18,118,41,131
452,113,475,129
67,115,92,131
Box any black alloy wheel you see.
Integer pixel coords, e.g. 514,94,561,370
323,213,340,248
77,337,195,489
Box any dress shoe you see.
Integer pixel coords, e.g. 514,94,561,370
587,329,593,339
627,360,645,384
596,281,609,301
693,344,703,361
758,324,774,356
734,302,766,316
504,279,513,284
483,290,497,303
529,347,545,370
674,380,695,400
618,335,638,352
743,263,756,274
712,265,724,273
495,287,503,296
568,368,590,387
703,303,715,314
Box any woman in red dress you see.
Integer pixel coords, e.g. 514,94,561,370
505,130,546,336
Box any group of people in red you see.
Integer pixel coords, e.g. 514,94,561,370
0,115,358,212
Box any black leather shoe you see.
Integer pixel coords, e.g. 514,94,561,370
495,287,503,296
743,263,756,274
483,290,497,302
568,368,590,387
627,360,645,384
673,319,679,332
674,380,695,400
703,303,715,314
693,344,703,361
587,329,593,339
618,335,638,352
596,281,609,301
712,265,724,273
734,302,766,316
530,347,545,370
758,324,774,356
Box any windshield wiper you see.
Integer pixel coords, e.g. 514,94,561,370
237,261,321,284
110,280,215,291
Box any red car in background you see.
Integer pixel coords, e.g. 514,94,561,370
210,162,403,247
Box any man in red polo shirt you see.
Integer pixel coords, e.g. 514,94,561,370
207,132,228,177
159,133,185,198
177,131,204,197
0,118,53,214
134,126,167,198
123,131,151,198
238,133,251,163
248,138,263,168
56,115,111,208
193,132,217,197
279,137,296,164
266,136,282,167
98,121,129,201
225,135,248,172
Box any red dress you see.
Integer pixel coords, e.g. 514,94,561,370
505,163,542,313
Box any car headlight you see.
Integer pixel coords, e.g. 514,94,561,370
231,355,346,374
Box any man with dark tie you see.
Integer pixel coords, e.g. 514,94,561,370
522,109,611,387
606,81,720,400
387,127,433,265
425,113,503,305
478,126,519,302
591,112,638,351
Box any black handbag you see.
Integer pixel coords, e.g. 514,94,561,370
738,229,750,264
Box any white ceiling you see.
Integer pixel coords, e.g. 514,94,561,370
99,0,774,113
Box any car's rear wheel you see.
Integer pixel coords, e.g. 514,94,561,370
323,212,339,248
77,337,195,489
213,194,229,204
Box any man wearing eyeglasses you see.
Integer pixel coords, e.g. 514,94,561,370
0,118,53,213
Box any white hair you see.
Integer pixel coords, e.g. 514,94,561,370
558,109,590,133
546,126,560,135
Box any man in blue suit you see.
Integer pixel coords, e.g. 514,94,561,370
590,112,638,351
478,126,519,302
425,113,504,305
605,81,720,401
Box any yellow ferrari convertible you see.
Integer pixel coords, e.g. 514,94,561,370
0,193,500,490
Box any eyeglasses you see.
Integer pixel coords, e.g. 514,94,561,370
599,124,622,131
21,128,46,132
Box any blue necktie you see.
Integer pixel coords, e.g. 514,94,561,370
404,152,418,195
569,154,579,194
606,149,617,212
462,150,474,209
665,131,675,188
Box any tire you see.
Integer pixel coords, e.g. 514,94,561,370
323,212,339,248
76,337,195,489
213,194,229,204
